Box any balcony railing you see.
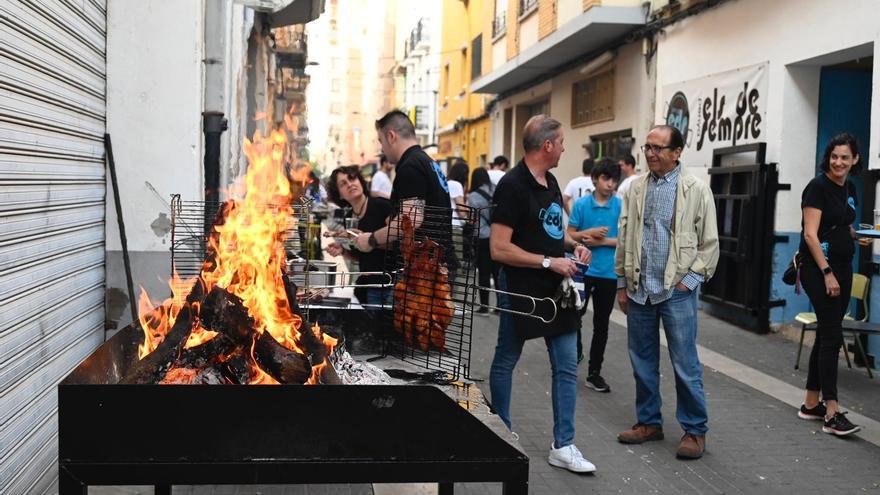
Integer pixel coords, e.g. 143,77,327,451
492,12,507,38
519,0,538,17
403,18,429,59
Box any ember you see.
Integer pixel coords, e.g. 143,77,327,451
133,127,336,385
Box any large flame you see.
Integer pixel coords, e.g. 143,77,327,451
198,128,305,353
137,127,337,384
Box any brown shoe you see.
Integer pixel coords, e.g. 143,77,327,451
617,423,664,444
676,433,706,459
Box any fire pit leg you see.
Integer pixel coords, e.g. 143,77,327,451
501,473,529,495
155,484,172,495
438,482,454,494
58,466,86,495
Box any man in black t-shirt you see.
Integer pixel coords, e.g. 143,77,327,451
490,115,595,473
353,111,453,264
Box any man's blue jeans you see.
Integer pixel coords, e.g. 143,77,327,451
489,270,578,448
626,287,708,435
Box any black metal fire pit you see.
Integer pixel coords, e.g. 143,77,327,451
58,322,528,494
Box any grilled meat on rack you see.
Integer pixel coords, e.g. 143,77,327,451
393,215,453,351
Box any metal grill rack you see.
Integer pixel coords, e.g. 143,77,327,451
381,202,481,380
169,194,312,279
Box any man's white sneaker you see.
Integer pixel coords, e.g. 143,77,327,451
548,443,596,473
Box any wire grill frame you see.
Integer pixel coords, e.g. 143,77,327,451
169,194,312,280
381,202,482,380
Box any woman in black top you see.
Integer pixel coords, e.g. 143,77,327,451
797,133,862,436
325,166,392,306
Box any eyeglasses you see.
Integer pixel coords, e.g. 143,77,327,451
641,144,675,155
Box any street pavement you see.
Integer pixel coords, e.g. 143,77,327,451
90,305,880,494
454,305,880,494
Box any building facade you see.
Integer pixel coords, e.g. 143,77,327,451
437,0,493,170
398,5,444,150
472,0,649,191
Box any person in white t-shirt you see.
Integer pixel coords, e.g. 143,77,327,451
487,155,509,186
447,160,470,226
562,158,595,215
616,154,639,199
370,154,393,199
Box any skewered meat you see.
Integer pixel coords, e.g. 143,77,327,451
393,215,454,351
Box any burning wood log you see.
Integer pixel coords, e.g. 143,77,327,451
254,331,312,385
121,304,196,384
218,347,259,385
200,285,312,384
200,286,256,345
177,334,236,369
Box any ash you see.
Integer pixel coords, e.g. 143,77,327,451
332,351,393,385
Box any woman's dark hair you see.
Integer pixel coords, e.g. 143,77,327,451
819,133,862,175
591,157,621,182
470,167,491,192
326,165,367,206
449,160,470,191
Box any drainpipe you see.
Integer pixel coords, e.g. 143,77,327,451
204,0,230,232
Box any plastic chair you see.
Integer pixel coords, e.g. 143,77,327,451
794,273,873,378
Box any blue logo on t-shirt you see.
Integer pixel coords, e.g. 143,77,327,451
431,161,450,193
539,202,564,240
848,196,856,210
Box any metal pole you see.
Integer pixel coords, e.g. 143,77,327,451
104,133,139,328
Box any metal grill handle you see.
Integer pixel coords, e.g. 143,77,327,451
473,286,558,324
301,271,394,290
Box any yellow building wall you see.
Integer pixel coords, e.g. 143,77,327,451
437,0,490,169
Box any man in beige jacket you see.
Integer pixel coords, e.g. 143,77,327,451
614,125,719,460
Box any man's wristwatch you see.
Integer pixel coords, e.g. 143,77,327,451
541,256,551,269
822,266,833,275
368,233,379,249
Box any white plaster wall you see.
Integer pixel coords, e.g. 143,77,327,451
106,0,204,252
491,35,507,70
654,0,880,232
518,11,539,52
557,0,583,26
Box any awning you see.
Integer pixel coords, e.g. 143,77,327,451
238,0,325,27
470,5,645,95
270,0,325,26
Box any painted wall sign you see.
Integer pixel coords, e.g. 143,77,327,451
662,62,768,168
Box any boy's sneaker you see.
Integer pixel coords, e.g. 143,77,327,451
585,374,610,393
822,412,861,436
476,306,490,316
548,443,596,473
798,402,826,421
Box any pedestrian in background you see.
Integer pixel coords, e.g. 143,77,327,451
371,154,393,199
467,166,497,314
488,155,509,186
566,158,621,392
489,115,595,473
615,124,719,460
562,158,595,215
797,133,863,436
616,154,638,198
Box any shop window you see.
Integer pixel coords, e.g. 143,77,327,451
572,69,614,127
528,99,549,117
588,129,633,160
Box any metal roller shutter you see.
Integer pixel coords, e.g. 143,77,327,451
0,1,107,493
